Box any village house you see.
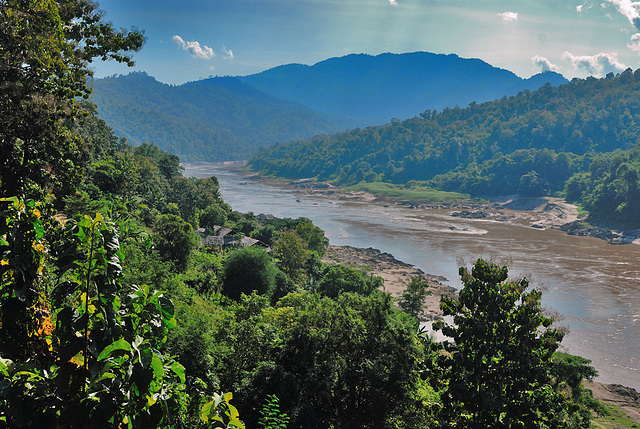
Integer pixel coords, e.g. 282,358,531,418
197,226,270,251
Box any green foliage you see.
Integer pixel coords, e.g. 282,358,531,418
315,264,382,298
347,181,469,202
89,156,139,198
0,197,48,361
294,221,328,256
272,230,309,283
258,394,290,429
218,291,431,429
0,0,144,200
271,270,298,304
165,298,219,389
201,391,245,428
572,145,640,226
434,259,568,428
551,352,605,425
398,277,431,321
133,142,183,181
591,402,638,428
0,209,187,427
200,204,229,233
168,176,227,226
154,214,197,271
222,247,277,300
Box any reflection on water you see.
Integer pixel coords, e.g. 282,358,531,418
185,164,640,390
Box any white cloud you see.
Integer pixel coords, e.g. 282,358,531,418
222,46,234,60
172,35,215,59
628,32,640,51
577,4,584,12
498,11,518,21
532,55,559,73
389,0,398,5
562,51,628,76
605,0,640,30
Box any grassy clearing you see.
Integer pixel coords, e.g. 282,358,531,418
592,404,640,429
344,181,470,203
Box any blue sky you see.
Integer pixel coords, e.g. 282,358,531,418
93,0,640,84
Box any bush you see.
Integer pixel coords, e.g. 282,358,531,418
223,247,277,300
316,265,382,298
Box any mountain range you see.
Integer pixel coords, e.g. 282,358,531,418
239,52,567,125
91,52,568,161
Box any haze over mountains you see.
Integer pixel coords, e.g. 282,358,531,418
239,52,567,124
91,51,567,161
90,72,336,162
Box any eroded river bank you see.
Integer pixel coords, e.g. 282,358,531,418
184,163,640,391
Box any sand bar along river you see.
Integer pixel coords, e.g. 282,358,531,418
184,163,640,391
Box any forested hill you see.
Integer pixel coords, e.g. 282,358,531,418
249,69,640,227
90,72,338,161
239,52,567,124
91,54,566,162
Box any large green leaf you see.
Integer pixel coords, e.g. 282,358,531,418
97,338,131,361
159,296,176,329
170,361,185,384
150,352,163,379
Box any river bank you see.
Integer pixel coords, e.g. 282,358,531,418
283,178,640,245
322,244,455,320
184,162,640,244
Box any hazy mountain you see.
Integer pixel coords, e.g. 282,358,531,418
91,53,567,161
239,52,568,125
90,72,338,162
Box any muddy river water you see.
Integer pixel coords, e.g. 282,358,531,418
184,163,640,390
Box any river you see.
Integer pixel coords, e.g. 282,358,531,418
184,163,640,390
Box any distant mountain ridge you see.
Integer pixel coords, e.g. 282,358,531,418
239,52,567,125
91,52,568,161
90,72,337,162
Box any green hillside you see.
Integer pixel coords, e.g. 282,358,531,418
90,72,338,161
249,69,640,227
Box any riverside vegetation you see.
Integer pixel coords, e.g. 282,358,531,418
0,0,628,427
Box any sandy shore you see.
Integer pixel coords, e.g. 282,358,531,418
322,244,456,320
288,180,640,244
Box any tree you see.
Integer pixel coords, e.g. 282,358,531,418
1,0,145,200
133,142,182,181
433,259,567,428
272,230,309,283
154,214,196,271
295,220,328,256
315,264,382,298
519,170,548,196
200,203,228,233
232,291,431,429
397,277,431,321
222,247,277,300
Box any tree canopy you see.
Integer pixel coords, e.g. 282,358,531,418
0,0,145,200
434,259,570,428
